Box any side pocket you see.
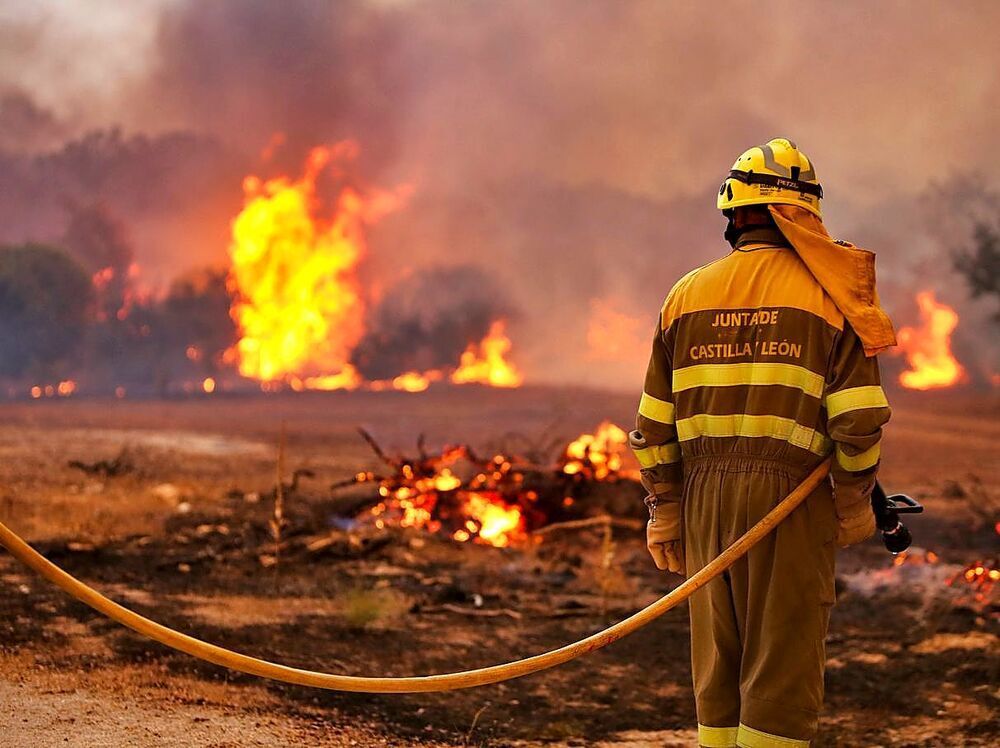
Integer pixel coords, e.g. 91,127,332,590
804,484,838,605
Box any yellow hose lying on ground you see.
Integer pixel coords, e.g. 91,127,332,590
0,460,830,693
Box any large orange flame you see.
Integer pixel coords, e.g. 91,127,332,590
227,141,522,393
896,291,964,390
227,143,402,388
450,320,523,388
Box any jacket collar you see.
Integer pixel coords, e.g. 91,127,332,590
734,225,790,250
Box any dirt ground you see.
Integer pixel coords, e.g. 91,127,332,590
0,386,997,747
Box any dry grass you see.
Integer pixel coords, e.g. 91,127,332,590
338,586,410,630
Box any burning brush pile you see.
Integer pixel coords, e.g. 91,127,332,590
333,421,640,547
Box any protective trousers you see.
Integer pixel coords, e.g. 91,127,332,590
684,456,836,748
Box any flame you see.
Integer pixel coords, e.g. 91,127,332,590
561,421,630,479
289,370,363,392
29,381,77,399
225,141,521,393
455,492,526,547
450,321,523,388
227,142,402,389
362,446,528,547
393,370,442,393
892,549,940,567
949,557,999,605
896,291,964,390
433,468,462,491
202,377,216,394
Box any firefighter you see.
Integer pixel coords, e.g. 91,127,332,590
630,138,895,747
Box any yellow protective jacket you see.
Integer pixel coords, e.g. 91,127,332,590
632,226,891,525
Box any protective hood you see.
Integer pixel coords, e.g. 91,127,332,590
769,204,896,357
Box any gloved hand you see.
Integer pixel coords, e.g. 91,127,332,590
646,498,684,574
836,500,876,547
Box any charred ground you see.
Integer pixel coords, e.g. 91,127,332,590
0,387,997,747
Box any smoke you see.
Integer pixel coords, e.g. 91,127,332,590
0,89,68,152
351,265,514,380
61,202,134,321
62,202,130,269
0,0,998,388
0,126,245,282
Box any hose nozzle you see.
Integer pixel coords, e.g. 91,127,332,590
871,483,923,554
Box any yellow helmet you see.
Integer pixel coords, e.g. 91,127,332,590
717,138,823,218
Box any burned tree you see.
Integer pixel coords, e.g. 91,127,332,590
0,243,91,379
953,222,1000,322
62,202,134,323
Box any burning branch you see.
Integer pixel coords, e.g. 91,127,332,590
357,427,399,469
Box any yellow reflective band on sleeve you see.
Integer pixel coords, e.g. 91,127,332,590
699,724,739,747
638,392,675,424
676,413,830,456
825,385,889,419
673,362,825,398
809,430,832,455
736,723,809,747
631,442,681,468
836,441,881,471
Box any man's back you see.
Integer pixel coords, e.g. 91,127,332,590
634,228,889,493
631,231,891,745
630,138,895,746
662,236,844,465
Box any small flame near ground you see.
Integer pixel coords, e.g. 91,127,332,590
29,381,77,399
891,545,997,609
561,421,632,480
949,552,1000,611
895,291,965,390
449,320,522,388
892,549,940,567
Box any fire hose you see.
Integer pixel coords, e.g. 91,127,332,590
0,460,835,693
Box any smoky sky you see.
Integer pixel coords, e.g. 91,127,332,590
0,0,997,387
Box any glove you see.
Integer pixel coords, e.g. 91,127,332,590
836,499,876,547
646,498,684,575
